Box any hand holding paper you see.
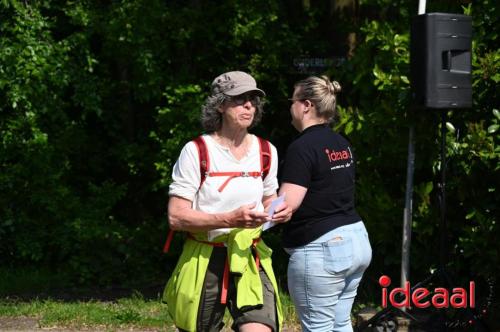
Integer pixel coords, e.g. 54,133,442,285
208,201,268,240
262,193,287,231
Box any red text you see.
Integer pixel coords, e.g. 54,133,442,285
325,148,351,162
379,275,475,309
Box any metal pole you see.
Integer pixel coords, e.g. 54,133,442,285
400,0,426,296
400,124,415,290
439,110,448,267
418,0,426,15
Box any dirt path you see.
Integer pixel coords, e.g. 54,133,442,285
0,317,300,331
0,317,165,331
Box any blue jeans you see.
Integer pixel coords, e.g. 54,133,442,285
285,221,372,332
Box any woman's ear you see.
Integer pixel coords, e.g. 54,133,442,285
304,100,313,112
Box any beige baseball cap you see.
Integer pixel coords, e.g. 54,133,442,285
211,71,266,97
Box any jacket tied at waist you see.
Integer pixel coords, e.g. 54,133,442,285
162,227,283,332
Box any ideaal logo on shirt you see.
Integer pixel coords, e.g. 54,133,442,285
325,147,353,171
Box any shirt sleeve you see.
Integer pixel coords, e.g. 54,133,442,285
263,143,279,196
281,141,312,188
168,141,201,201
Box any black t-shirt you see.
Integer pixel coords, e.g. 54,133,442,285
281,124,361,247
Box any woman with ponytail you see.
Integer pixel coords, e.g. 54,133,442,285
278,76,372,332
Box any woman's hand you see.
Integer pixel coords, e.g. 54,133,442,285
169,197,272,232
229,202,269,228
270,201,292,223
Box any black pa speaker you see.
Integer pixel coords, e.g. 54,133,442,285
411,13,472,109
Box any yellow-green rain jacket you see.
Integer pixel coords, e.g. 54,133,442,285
163,227,283,331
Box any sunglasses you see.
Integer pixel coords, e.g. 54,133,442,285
227,93,261,106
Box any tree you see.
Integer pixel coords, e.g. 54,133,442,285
0,0,497,297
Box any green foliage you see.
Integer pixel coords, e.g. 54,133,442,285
152,84,204,189
442,0,499,279
330,0,499,286
0,0,498,302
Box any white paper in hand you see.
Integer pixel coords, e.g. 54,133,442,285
262,193,286,231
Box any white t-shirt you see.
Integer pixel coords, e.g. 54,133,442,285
169,134,278,215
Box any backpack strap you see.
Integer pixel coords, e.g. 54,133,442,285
257,136,271,180
162,229,175,253
193,136,209,189
207,136,272,192
163,136,209,253
164,136,271,253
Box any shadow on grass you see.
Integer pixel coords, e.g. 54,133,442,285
0,266,167,302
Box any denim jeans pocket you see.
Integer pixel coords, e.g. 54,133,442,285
322,237,353,274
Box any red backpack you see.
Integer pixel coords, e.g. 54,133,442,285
162,135,272,253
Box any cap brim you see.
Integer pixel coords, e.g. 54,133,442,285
224,85,266,97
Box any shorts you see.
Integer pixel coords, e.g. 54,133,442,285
182,246,277,332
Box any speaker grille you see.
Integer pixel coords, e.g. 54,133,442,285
411,13,472,109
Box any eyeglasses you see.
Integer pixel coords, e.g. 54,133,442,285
227,93,261,106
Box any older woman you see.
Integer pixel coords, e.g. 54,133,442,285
278,76,372,332
163,71,291,332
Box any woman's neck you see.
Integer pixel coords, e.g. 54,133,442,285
213,127,249,148
300,118,326,132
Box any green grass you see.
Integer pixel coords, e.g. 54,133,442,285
0,293,175,331
0,266,370,331
278,289,300,327
0,267,369,330
0,291,301,331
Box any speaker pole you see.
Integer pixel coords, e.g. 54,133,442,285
400,119,415,292
439,110,448,267
418,0,426,16
400,0,425,297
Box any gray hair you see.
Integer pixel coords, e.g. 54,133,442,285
200,93,264,132
294,76,342,123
